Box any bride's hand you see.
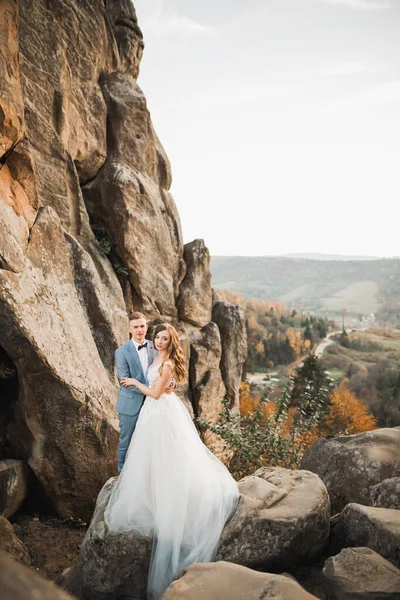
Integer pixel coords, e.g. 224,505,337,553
121,377,137,388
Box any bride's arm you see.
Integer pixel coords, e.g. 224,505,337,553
121,362,174,400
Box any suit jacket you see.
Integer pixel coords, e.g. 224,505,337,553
115,339,158,416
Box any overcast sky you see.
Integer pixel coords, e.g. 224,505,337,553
134,0,400,258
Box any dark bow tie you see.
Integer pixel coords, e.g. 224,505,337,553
138,342,148,351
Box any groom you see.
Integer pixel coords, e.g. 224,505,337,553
115,312,156,471
115,312,174,472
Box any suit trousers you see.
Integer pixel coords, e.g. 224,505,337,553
118,403,144,472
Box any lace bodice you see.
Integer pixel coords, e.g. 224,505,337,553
147,360,174,386
141,361,175,421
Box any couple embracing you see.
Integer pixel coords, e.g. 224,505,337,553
105,313,239,600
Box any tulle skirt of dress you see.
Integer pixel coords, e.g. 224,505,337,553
104,392,239,600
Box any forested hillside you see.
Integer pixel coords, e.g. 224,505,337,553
218,291,331,375
211,256,400,324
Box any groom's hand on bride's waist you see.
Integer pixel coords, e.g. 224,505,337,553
164,379,176,394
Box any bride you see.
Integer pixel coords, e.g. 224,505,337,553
104,323,239,600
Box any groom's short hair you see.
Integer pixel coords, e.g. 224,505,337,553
129,311,146,322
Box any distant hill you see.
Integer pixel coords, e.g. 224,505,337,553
210,256,400,323
281,253,383,261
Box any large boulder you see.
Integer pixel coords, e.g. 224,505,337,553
330,503,400,569
371,478,400,510
177,239,212,328
0,459,28,518
212,297,247,410
161,561,319,600
301,428,400,514
73,477,151,600
0,516,29,564
217,467,330,570
322,546,400,600
0,550,75,600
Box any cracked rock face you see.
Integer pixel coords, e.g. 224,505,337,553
0,0,246,518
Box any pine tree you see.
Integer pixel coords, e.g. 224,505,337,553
303,324,313,343
291,355,334,418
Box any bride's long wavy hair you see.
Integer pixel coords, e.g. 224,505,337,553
152,323,187,383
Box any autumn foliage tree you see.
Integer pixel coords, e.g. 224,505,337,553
239,381,276,421
318,381,377,437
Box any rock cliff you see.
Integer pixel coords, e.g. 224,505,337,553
0,0,246,519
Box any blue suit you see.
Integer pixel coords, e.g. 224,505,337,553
115,339,157,471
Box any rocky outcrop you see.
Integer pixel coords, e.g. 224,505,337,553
177,240,212,327
161,561,319,600
0,0,245,518
212,296,247,409
331,503,400,569
0,459,28,518
217,467,330,570
371,477,400,510
322,547,400,600
0,516,29,564
0,550,75,600
301,428,400,514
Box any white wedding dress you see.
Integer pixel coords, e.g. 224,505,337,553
104,361,239,600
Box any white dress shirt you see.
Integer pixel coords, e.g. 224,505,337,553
132,339,149,375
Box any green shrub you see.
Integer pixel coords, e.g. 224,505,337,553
199,372,331,479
